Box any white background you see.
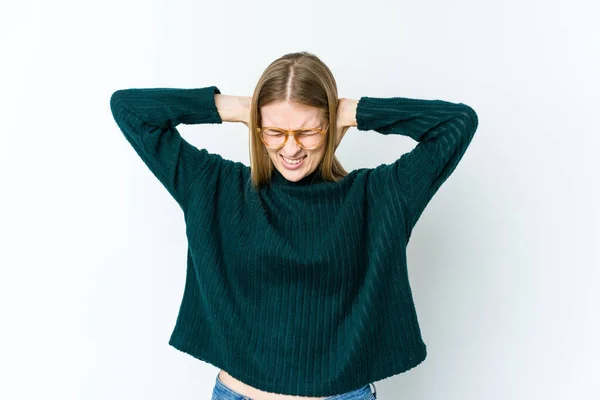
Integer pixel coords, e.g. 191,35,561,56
1,0,599,399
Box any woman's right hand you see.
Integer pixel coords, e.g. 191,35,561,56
239,96,251,128
215,94,251,126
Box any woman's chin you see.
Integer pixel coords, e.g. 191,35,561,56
279,169,303,181
277,163,310,181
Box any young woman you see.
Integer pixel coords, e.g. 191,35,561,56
110,51,478,400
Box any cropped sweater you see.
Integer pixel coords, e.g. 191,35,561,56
109,85,478,396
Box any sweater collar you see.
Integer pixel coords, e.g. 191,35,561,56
270,166,325,187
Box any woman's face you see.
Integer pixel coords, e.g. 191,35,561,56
259,100,327,182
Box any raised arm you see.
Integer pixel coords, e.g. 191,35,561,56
110,86,233,209
355,95,479,238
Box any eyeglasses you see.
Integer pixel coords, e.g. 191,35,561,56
257,122,329,150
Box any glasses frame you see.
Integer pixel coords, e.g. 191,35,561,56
257,122,330,150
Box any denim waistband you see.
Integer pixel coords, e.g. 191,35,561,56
211,373,376,400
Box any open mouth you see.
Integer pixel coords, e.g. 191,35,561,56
280,154,306,169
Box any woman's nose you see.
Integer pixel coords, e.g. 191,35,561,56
284,134,301,152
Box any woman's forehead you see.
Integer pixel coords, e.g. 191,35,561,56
260,101,324,126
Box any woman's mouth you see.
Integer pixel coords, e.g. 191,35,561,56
280,154,306,170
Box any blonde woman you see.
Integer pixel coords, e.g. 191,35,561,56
110,51,478,400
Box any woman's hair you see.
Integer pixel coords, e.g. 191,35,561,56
248,51,348,188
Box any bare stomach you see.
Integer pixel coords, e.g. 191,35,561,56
218,370,329,400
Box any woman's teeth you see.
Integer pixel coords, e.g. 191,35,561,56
282,156,305,164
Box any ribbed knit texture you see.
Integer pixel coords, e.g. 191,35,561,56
110,86,478,396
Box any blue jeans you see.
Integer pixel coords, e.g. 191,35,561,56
211,373,377,400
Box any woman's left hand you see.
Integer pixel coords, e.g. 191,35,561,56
335,98,358,150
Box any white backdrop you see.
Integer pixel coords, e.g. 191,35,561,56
1,0,599,399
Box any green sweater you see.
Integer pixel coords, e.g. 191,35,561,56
110,86,478,396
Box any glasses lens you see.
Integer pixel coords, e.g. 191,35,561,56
297,129,323,149
261,128,286,147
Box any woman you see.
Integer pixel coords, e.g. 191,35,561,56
110,51,478,400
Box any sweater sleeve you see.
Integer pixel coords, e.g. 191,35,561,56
109,86,224,209
356,95,479,238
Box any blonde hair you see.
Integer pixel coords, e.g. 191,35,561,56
248,51,348,189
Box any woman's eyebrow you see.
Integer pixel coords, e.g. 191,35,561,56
278,121,320,128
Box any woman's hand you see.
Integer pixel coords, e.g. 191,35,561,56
239,96,251,128
334,98,358,150
215,94,251,126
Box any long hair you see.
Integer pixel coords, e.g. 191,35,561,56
248,51,348,189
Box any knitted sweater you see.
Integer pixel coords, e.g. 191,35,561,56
109,85,478,396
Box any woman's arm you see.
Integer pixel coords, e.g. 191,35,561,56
355,95,479,238
109,86,230,210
